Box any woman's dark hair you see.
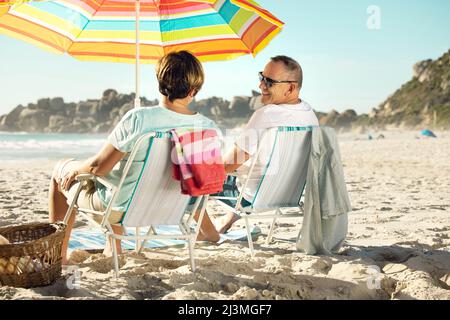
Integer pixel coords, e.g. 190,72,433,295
156,51,204,102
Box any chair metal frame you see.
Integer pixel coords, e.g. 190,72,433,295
211,126,313,256
64,131,208,277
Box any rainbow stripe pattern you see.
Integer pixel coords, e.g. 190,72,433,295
0,0,284,63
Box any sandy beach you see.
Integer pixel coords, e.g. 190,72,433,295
0,130,449,300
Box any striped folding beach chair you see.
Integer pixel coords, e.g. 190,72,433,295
212,126,314,256
63,131,208,277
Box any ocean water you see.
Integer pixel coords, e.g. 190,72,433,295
0,132,107,161
0,128,360,162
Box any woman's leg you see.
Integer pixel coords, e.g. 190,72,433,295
188,197,220,243
49,159,124,261
210,176,242,234
90,194,124,256
49,159,76,265
214,212,241,234
194,209,220,243
102,224,124,256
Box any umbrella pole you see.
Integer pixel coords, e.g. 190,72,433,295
134,0,141,108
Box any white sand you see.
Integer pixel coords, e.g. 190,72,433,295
0,130,449,300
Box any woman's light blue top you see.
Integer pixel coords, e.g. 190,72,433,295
96,105,217,211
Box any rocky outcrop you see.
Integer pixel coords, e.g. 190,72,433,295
229,96,252,117
0,90,258,133
0,104,24,130
0,89,366,133
0,90,159,133
190,96,229,118
413,59,433,83
17,108,50,132
317,109,358,131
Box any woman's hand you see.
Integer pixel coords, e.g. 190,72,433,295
60,169,79,191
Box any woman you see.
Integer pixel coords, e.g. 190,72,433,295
49,51,220,264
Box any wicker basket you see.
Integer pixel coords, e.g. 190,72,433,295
0,222,66,288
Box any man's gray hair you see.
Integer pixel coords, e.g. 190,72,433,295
271,55,303,89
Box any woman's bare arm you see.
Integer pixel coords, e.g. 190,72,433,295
61,143,125,191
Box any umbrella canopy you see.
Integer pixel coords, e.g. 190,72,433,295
0,0,44,9
0,0,284,63
0,0,35,5
0,0,284,107
0,0,38,16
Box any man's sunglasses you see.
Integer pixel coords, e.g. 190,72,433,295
258,71,297,88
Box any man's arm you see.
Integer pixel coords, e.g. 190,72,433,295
224,144,250,173
224,107,268,173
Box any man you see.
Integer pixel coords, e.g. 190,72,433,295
214,55,319,234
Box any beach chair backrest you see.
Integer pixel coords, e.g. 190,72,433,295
121,132,191,227
250,127,313,210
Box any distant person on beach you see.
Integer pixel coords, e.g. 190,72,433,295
48,51,222,264
207,55,320,237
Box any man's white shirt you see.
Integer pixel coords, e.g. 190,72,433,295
234,100,319,202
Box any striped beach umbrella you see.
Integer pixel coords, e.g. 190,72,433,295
0,0,37,5
0,0,284,106
0,0,42,16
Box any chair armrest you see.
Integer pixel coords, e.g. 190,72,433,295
210,196,237,200
75,173,95,181
75,174,117,191
95,176,118,190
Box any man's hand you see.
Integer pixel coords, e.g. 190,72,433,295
224,144,250,173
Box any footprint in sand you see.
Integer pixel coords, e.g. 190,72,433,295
382,263,409,275
428,205,448,211
0,205,19,209
427,227,450,232
33,210,48,215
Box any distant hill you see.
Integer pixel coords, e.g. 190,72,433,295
355,49,450,129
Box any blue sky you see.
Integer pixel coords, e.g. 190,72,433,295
1,0,449,115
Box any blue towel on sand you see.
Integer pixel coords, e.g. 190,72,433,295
69,226,262,250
